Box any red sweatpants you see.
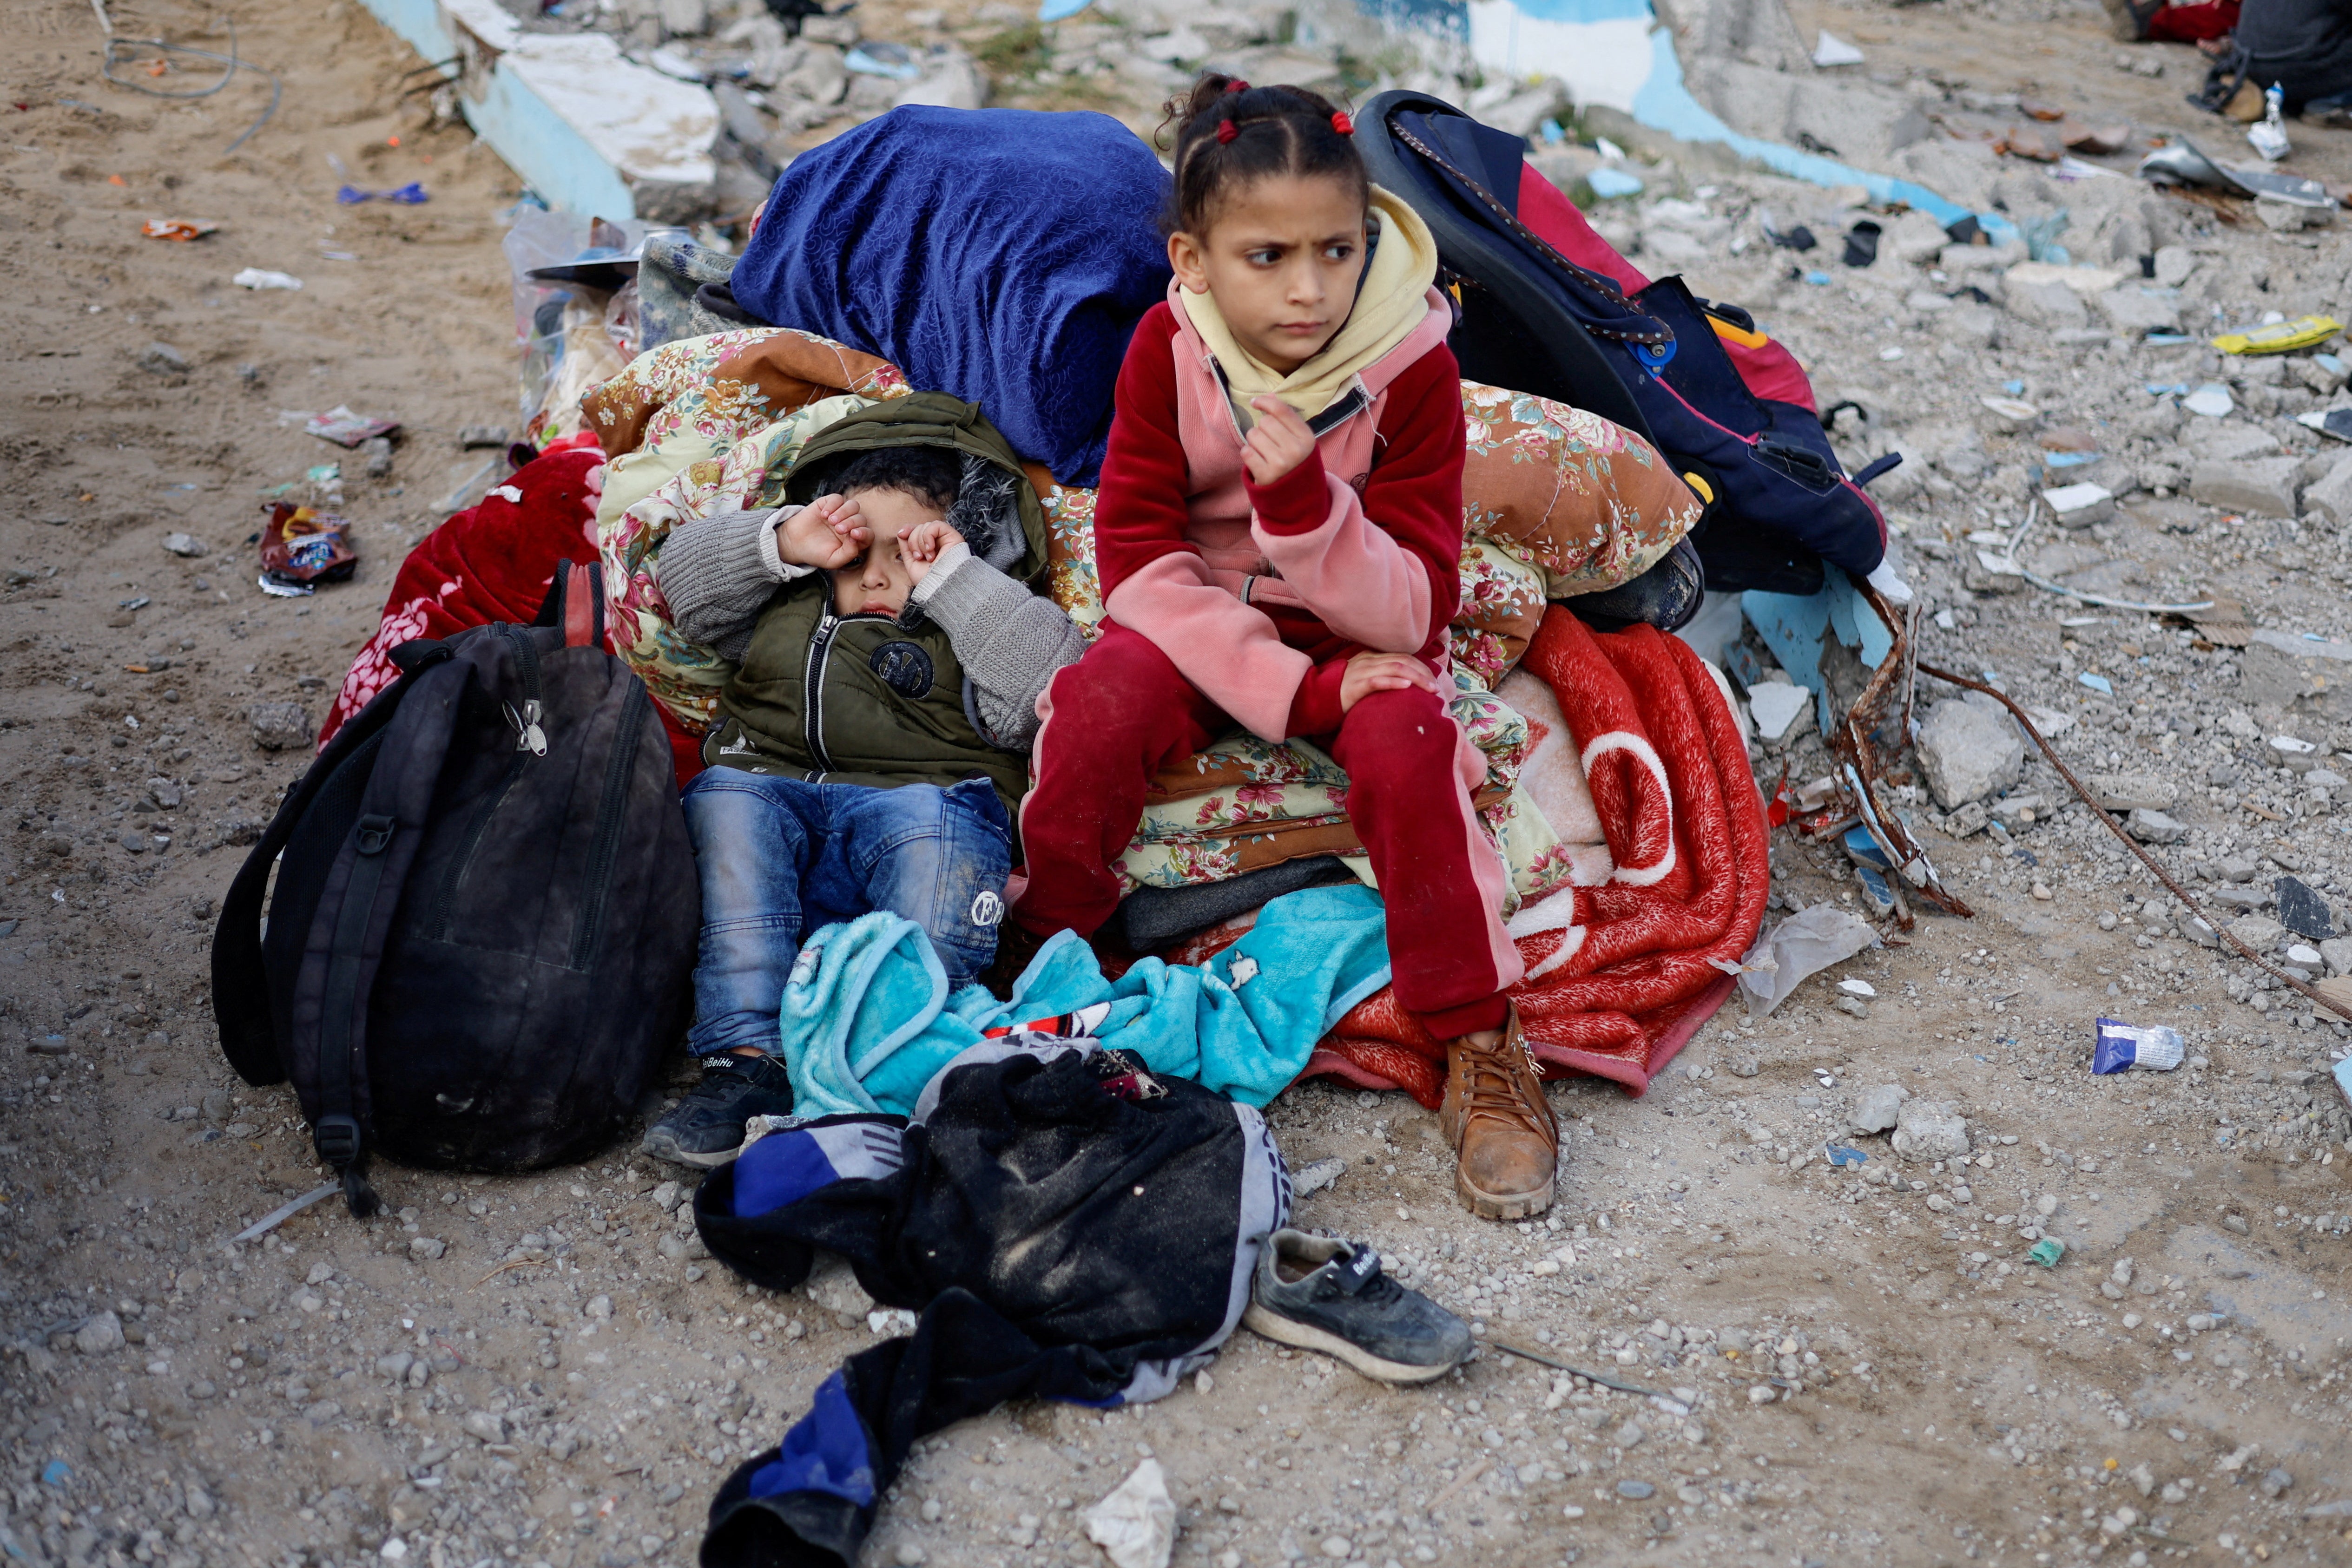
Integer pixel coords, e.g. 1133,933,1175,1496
1014,622,1523,1038
2148,0,2237,42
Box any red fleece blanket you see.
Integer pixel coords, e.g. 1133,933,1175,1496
1300,610,1769,1103
319,439,606,750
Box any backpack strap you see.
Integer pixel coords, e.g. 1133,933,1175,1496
298,656,470,1216
210,640,455,1088
534,559,608,649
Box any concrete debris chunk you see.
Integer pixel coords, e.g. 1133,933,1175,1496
2093,288,2179,335
73,1311,125,1355
1916,693,2024,809
2083,773,2176,811
2126,809,2188,844
247,702,315,751
2227,914,2286,951
2188,455,2301,518
1891,1101,1970,1163
1850,1083,1907,1135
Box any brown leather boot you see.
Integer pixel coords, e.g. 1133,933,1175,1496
1439,1009,1558,1220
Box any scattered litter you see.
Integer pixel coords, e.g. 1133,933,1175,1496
305,463,341,486
2092,1017,2185,1075
163,531,206,557
2212,315,2342,356
141,218,217,241
258,503,356,594
230,1181,342,1243
1811,30,1865,67
303,406,400,446
646,46,707,82
40,1460,70,1487
845,42,923,79
2182,383,2234,416
1734,905,1883,1018
1825,1143,1868,1167
2078,672,2113,695
1980,395,2040,432
2247,83,2290,163
116,595,149,612
336,182,427,205
232,267,302,290
1082,1458,1177,1568
1837,978,1877,997
2296,407,2352,441
1587,167,1643,200
2137,138,2332,206
2026,1238,2067,1267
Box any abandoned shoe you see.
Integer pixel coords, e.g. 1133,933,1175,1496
639,1053,797,1168
1242,1228,1471,1383
1439,1009,1559,1220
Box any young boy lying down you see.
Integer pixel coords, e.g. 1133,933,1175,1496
640,394,1086,1168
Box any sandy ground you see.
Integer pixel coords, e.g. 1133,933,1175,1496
3,1,2351,1568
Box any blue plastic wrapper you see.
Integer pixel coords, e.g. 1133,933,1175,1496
2093,1017,2185,1075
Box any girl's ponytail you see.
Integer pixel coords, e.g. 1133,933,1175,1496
1157,74,1368,236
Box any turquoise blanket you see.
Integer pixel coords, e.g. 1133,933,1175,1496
779,886,1393,1116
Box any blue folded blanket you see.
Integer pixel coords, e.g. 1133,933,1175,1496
731,106,1173,487
780,885,1394,1115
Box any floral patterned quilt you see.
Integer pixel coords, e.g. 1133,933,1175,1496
588,335,1695,912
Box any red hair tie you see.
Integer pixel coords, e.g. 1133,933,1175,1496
1331,111,1354,135
1215,119,1238,144
1225,79,1248,93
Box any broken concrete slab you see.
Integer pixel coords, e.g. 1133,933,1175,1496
2189,456,2302,518
360,0,717,220
2003,273,2088,329
2183,421,2283,462
2093,287,2180,336
2303,453,2352,523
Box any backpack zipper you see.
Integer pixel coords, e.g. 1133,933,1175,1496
428,625,542,942
569,684,647,970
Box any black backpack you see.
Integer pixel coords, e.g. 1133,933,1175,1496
211,562,697,1213
1356,90,1896,598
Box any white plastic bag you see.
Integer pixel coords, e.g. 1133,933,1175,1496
1083,1458,1177,1568
1734,905,1882,1017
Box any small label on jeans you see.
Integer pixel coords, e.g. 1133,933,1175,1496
969,890,1003,927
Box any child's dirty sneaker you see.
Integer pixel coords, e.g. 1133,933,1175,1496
1242,1229,1471,1384
639,1053,797,1168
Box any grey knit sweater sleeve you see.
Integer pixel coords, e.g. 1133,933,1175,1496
651,507,808,666
912,553,1087,751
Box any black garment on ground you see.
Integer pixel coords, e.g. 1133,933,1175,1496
693,1044,1286,1568
2235,0,2352,110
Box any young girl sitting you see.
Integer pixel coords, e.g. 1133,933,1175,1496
1010,77,1558,1221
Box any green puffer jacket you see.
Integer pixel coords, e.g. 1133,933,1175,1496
701,394,1048,819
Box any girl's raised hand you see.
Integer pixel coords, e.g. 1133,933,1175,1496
1242,395,1318,486
1338,650,1437,713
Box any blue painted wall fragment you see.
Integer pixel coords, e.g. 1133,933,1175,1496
1742,565,1891,734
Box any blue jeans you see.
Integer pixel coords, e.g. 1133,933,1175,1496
679,770,1011,1057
